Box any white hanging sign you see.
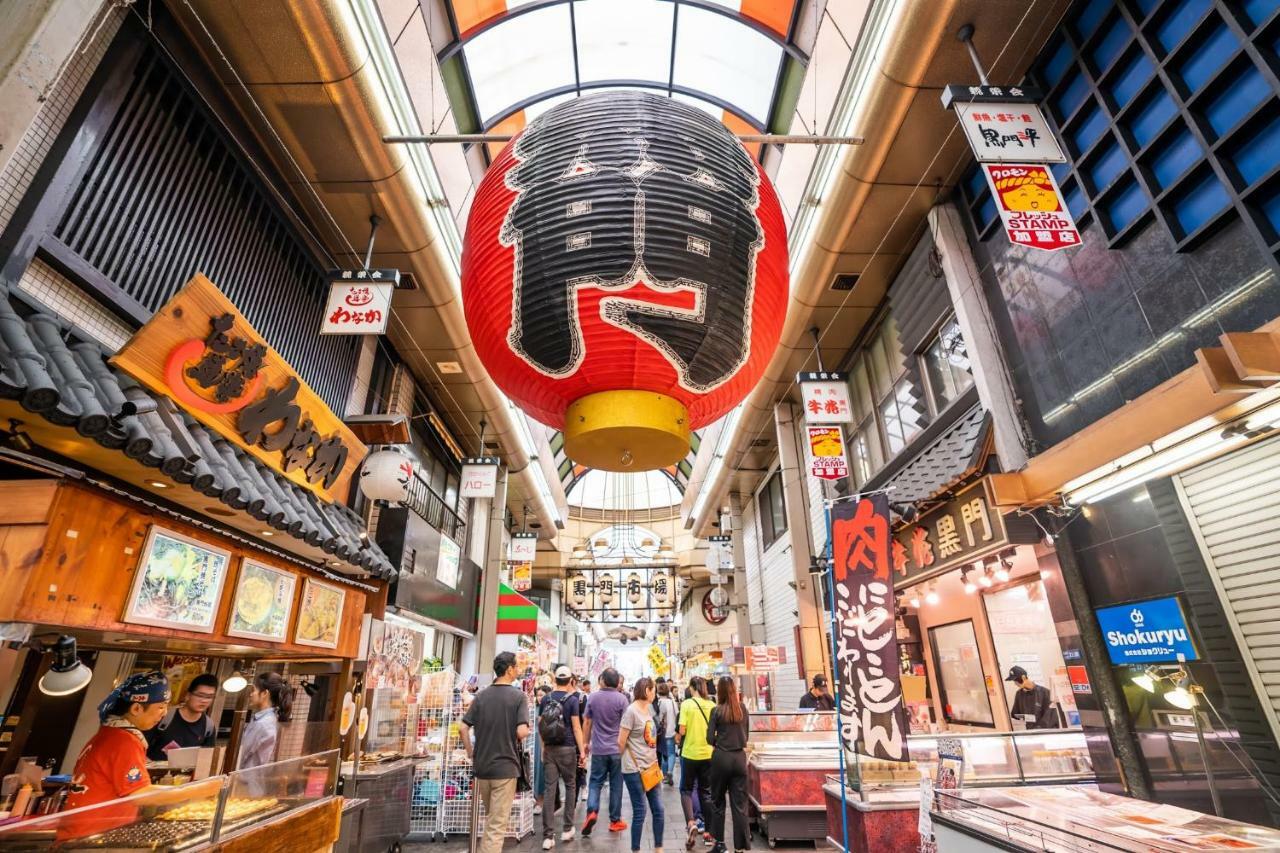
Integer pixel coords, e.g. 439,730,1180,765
460,457,500,498
321,271,397,335
954,101,1065,163
797,372,853,423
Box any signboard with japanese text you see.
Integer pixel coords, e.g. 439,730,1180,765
955,102,1065,163
1096,596,1199,664
744,644,781,672
941,83,1044,107
830,494,910,762
509,533,538,563
110,274,366,503
890,479,1039,587
706,534,734,572
982,164,1081,252
321,279,395,335
572,656,588,677
460,457,500,498
808,426,849,481
798,371,853,423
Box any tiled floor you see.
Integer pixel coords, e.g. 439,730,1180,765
406,781,820,853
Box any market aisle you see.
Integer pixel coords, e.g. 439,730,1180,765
410,781,748,853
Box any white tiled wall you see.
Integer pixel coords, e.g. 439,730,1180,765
0,4,123,234
17,257,131,351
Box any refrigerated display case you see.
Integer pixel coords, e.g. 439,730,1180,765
0,750,341,851
821,730,1094,853
932,785,1280,851
745,712,840,846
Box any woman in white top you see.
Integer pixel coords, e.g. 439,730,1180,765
238,671,293,770
617,677,663,853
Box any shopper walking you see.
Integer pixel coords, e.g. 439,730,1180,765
582,668,629,835
539,666,586,849
238,671,292,770
458,652,531,853
656,682,679,785
678,676,716,849
535,684,552,816
707,677,751,853
618,677,665,853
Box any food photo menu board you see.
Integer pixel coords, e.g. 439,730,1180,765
227,560,297,641
124,526,231,633
294,578,346,649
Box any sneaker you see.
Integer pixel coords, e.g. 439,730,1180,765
696,819,705,832
542,840,554,851
582,811,598,836
535,805,543,816
609,820,628,833
561,829,576,842
703,833,715,845
686,824,699,850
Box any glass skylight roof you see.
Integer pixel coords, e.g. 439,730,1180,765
440,0,804,136
567,470,683,511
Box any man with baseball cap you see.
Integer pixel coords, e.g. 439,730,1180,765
799,673,835,711
1005,666,1060,729
538,664,586,848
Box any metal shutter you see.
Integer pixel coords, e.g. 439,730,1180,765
1177,434,1280,742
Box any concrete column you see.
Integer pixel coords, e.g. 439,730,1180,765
774,401,830,682
928,202,1031,470
459,470,508,677
726,494,751,647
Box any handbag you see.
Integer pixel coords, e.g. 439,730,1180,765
626,742,663,791
516,747,532,792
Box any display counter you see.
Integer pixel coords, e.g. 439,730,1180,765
932,785,1280,851
746,712,840,846
0,750,340,851
850,728,1093,805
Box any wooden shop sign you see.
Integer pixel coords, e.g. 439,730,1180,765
111,274,366,502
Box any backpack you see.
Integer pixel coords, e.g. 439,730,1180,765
538,692,567,743
157,708,214,743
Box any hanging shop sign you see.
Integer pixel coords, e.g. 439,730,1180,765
744,644,781,672
572,656,589,677
702,588,729,625
941,83,1044,106
508,532,537,592
461,91,789,472
808,426,849,481
437,534,461,590
891,478,1039,586
320,269,400,335
981,164,1081,252
460,457,501,498
1095,596,1199,665
952,102,1064,163
797,372,853,424
831,494,910,762
111,274,366,502
647,644,670,676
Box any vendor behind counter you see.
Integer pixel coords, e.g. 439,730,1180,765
61,672,171,836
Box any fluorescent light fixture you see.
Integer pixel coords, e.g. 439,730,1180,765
1164,686,1196,710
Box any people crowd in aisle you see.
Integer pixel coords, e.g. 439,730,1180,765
463,664,760,853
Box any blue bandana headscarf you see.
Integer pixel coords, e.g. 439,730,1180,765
97,671,171,723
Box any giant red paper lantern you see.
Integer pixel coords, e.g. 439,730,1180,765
462,92,788,471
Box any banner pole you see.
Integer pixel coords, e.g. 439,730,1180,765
822,498,852,853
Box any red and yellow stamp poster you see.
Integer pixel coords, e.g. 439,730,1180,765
982,163,1081,252
807,425,848,481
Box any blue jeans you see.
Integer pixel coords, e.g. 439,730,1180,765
622,772,664,852
661,737,677,776
587,753,623,821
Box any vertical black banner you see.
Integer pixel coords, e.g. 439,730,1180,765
831,494,910,761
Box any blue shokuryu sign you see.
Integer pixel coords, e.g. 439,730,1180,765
1095,596,1199,665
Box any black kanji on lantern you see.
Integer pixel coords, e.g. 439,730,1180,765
499,93,765,393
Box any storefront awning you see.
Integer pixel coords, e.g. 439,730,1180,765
496,583,540,634
0,286,393,577
871,404,992,507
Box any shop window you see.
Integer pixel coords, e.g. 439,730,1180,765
928,619,996,727
850,420,880,486
880,379,924,455
758,471,787,550
923,318,974,415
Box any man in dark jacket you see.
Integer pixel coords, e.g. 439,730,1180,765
798,674,835,711
1006,666,1060,729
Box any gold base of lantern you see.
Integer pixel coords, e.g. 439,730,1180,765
563,391,689,472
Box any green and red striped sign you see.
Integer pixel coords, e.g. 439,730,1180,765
496,583,539,634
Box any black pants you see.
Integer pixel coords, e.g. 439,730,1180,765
680,756,712,825
709,749,750,850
